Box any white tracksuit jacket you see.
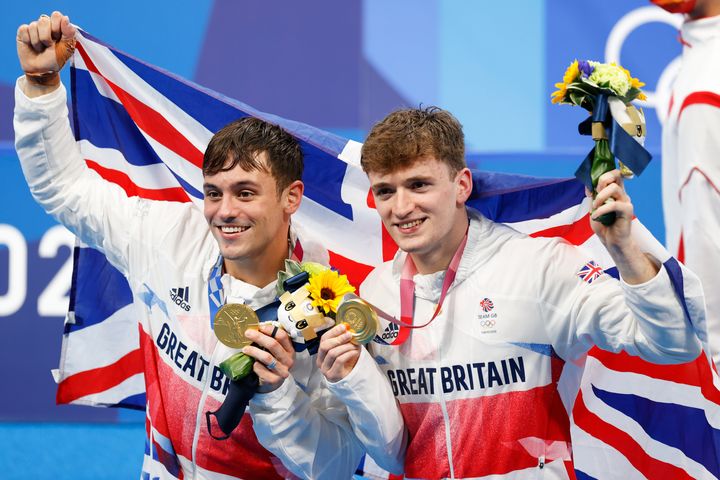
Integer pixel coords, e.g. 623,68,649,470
329,210,703,479
662,14,720,367
13,80,403,480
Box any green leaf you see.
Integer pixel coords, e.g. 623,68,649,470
569,91,587,107
624,87,643,103
567,82,598,97
220,352,255,381
284,259,303,275
591,139,617,226
591,139,616,188
277,259,304,295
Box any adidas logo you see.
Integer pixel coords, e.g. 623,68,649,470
381,322,399,341
170,286,191,312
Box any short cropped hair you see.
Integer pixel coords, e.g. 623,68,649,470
361,106,466,176
203,117,303,193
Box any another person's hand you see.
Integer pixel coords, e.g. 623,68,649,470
17,11,77,95
243,324,295,393
589,168,659,284
317,324,361,383
589,169,633,249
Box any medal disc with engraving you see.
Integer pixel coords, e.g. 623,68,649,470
214,303,260,349
336,295,378,345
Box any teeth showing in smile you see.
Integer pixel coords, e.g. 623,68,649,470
220,226,249,233
399,219,423,229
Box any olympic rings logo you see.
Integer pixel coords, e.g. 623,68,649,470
606,6,682,124
478,320,496,328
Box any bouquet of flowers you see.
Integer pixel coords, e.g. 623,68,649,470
551,60,646,108
208,261,358,439
219,260,356,382
552,60,650,225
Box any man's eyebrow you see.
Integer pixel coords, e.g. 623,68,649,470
202,180,261,190
370,181,392,190
403,174,434,183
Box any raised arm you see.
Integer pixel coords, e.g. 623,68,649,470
17,11,75,98
590,169,661,284
14,12,161,276
538,173,704,363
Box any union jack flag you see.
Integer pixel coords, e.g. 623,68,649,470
577,260,604,284
479,298,494,313
57,29,720,480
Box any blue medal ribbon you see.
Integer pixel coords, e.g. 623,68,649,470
574,92,652,190
207,255,281,329
207,255,329,351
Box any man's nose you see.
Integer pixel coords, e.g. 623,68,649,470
217,195,238,220
393,189,415,217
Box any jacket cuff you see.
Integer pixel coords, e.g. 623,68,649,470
15,76,67,110
620,262,672,299
248,375,300,412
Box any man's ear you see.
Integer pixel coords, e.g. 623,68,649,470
284,180,304,214
455,168,473,205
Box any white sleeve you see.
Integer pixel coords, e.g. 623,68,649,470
248,357,365,480
539,240,702,363
13,79,139,275
678,166,720,366
12,78,202,277
325,346,407,474
676,106,720,366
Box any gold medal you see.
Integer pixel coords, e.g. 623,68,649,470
336,294,378,345
213,303,260,349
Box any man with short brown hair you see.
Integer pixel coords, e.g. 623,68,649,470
14,11,403,479
318,105,703,478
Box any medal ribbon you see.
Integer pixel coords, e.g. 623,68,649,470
207,239,304,329
375,231,468,346
205,239,304,440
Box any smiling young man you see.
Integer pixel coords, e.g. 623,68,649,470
13,11,405,479
318,106,704,479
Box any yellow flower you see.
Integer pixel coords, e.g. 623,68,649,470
619,65,646,90
307,269,356,314
563,60,580,85
551,60,579,104
551,82,568,104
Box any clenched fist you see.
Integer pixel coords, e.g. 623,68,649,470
17,11,77,94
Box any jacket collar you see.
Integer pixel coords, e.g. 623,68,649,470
389,208,493,301
681,14,720,49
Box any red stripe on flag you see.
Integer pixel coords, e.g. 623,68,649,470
530,214,593,246
328,250,375,288
76,42,205,169
365,188,398,261
86,159,192,202
381,223,399,262
366,188,375,209
679,91,720,121
589,347,720,404
573,390,695,480
56,347,144,404
678,231,685,264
